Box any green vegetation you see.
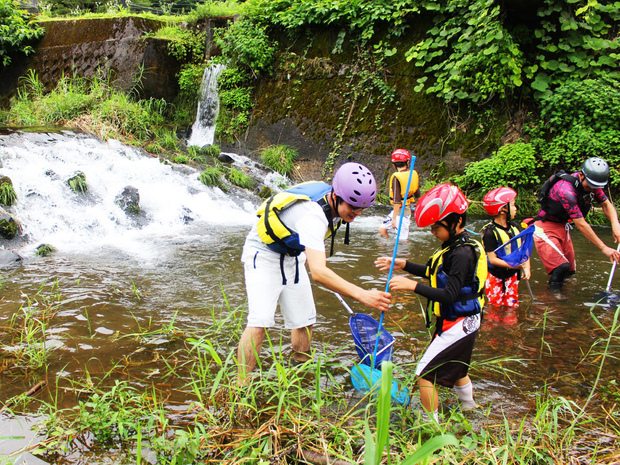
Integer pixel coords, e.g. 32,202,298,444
66,171,88,194
529,75,620,187
260,145,298,176
198,166,224,188
455,142,540,192
35,244,56,256
225,166,254,189
2,286,620,463
0,0,45,66
0,177,17,206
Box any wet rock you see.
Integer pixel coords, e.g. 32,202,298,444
0,207,21,239
115,186,140,215
0,249,22,266
218,153,234,164
181,207,194,224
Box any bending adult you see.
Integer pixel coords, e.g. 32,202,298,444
237,162,391,384
534,157,620,292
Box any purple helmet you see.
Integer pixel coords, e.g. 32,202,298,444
332,162,376,208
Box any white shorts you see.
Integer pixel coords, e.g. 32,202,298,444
243,250,317,329
380,210,411,240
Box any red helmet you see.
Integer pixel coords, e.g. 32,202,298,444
391,149,411,163
483,187,517,216
415,183,469,227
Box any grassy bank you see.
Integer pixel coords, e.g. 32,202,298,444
1,285,620,464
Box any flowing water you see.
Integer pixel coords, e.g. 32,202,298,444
186,64,226,148
1,129,619,460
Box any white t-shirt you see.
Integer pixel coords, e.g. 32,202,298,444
242,200,336,263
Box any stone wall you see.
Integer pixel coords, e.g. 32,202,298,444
0,17,182,104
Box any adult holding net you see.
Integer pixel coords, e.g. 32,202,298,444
237,163,391,385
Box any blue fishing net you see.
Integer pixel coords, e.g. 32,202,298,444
350,363,410,405
349,313,394,368
493,224,535,268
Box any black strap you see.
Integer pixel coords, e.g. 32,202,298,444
279,254,300,285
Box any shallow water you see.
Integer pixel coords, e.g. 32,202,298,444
1,130,619,460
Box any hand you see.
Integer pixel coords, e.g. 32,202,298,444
389,275,417,292
522,268,531,280
360,289,391,312
602,245,620,263
374,257,405,272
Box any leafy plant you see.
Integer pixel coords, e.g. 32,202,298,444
406,0,525,104
260,145,298,176
36,244,56,256
187,0,243,21
67,171,88,194
529,0,620,97
155,25,206,64
455,141,540,191
215,19,276,77
528,75,620,187
0,0,45,66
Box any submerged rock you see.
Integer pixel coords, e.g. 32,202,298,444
115,186,140,215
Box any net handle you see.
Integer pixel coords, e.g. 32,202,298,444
334,291,354,315
374,156,417,355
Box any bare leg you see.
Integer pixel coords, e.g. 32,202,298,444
237,326,266,384
291,325,313,364
378,226,389,238
418,378,439,414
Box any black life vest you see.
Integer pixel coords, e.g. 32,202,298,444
538,170,594,222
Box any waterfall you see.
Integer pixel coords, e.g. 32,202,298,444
187,63,226,148
0,129,256,259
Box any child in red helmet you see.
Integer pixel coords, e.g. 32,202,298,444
378,149,421,241
481,187,531,308
375,183,487,422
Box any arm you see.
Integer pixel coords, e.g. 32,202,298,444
601,199,620,243
391,203,402,229
573,216,620,262
305,248,391,312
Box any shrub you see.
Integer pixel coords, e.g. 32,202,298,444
215,19,276,77
455,142,540,192
529,75,620,187
260,145,298,176
0,0,45,66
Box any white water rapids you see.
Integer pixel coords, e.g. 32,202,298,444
0,129,257,261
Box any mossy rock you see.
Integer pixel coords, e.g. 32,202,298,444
0,209,20,239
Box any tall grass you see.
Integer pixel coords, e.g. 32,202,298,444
2,290,620,464
1,71,165,144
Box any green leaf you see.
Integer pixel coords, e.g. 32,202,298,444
400,434,460,465
532,73,550,92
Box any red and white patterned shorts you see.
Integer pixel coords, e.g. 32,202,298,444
485,273,520,307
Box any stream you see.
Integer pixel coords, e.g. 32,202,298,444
0,129,619,462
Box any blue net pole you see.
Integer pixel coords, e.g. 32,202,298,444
371,156,417,364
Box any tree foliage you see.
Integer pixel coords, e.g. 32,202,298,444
0,0,45,66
